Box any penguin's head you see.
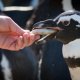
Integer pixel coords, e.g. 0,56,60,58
33,10,80,44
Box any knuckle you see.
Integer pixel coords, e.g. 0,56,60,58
16,48,19,51
15,47,20,51
5,16,11,20
6,17,12,23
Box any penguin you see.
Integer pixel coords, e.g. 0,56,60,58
0,47,38,80
32,10,80,80
27,0,80,80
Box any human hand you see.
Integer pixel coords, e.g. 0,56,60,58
0,16,40,50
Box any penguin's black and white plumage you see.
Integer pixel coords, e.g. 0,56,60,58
0,48,38,80
32,10,80,80
27,0,80,80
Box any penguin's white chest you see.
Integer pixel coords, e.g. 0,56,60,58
62,39,80,80
69,67,80,80
63,39,80,59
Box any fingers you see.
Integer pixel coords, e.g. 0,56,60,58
15,32,40,50
3,31,40,51
34,34,40,40
1,35,18,50
15,36,23,50
21,33,35,48
0,16,40,51
23,33,40,47
26,33,35,46
21,33,29,49
7,36,23,51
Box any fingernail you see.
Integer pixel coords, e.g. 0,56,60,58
19,36,23,41
24,30,30,34
36,35,40,39
31,34,35,40
20,36,23,38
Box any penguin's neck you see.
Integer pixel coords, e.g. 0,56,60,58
62,39,80,80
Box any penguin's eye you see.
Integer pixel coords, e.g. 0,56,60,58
62,21,70,26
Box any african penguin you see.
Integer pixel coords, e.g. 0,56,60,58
27,0,80,80
32,10,80,80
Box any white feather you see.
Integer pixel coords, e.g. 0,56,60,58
76,24,80,28
57,14,80,25
1,54,13,80
63,39,80,59
69,67,80,80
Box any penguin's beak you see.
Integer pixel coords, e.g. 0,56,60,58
32,19,62,44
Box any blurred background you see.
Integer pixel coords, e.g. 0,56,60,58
0,0,80,80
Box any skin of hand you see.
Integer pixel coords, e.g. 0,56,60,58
0,16,40,51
